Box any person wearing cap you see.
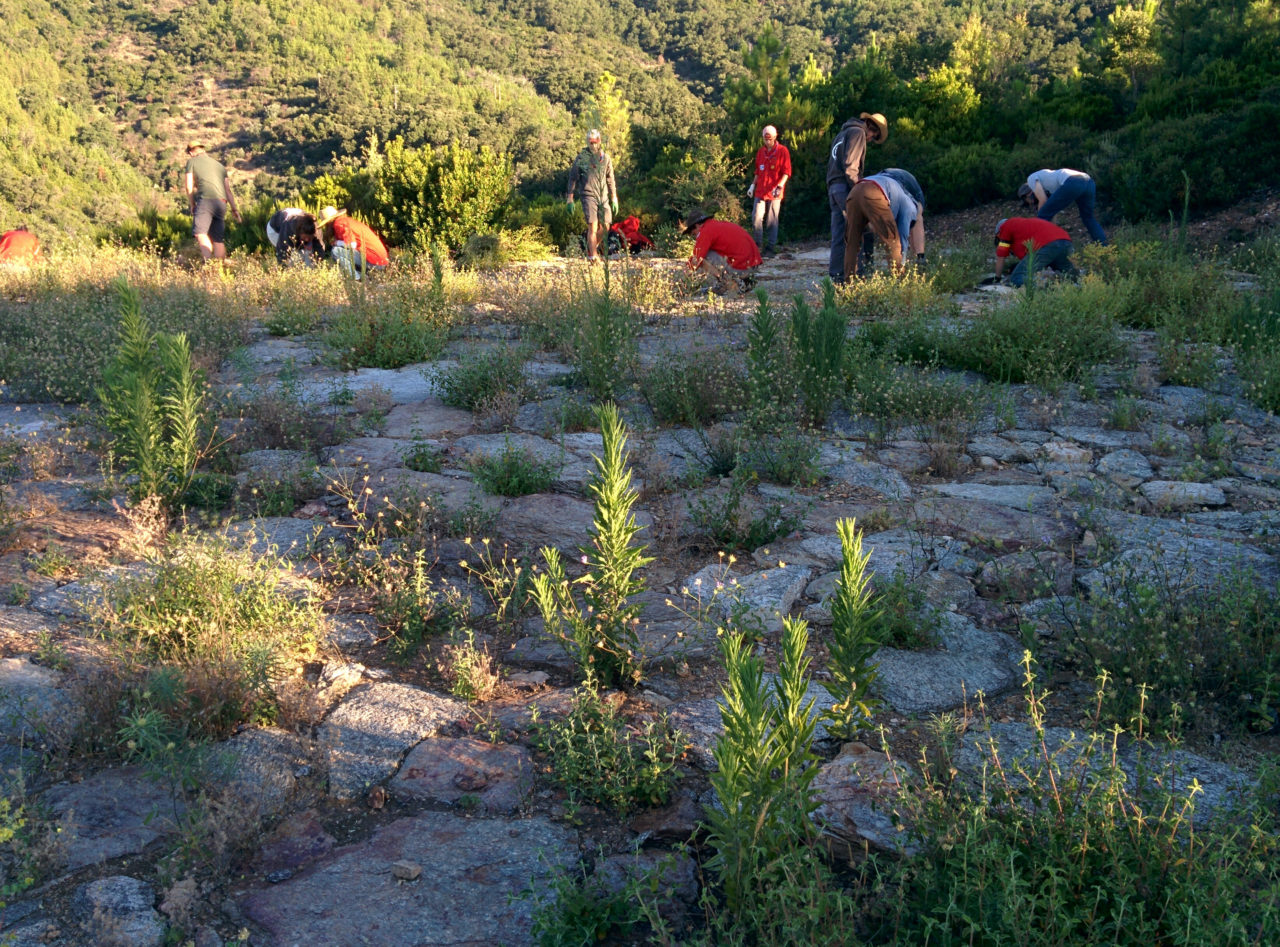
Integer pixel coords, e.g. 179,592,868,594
317,207,389,278
266,208,321,267
843,172,918,280
0,226,40,264
993,217,1079,287
682,210,762,296
565,129,618,263
748,125,791,256
825,112,888,281
1018,169,1107,245
183,142,242,262
859,168,928,270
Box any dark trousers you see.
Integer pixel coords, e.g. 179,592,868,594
1008,239,1077,286
828,182,850,280
1038,176,1107,244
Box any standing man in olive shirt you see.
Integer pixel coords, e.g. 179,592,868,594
565,129,618,263
184,142,242,262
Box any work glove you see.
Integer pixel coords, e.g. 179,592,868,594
565,199,574,212
611,199,619,214
747,183,755,198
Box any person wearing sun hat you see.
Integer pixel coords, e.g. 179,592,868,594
681,209,762,296
748,124,791,256
565,128,618,263
825,112,888,281
317,206,388,278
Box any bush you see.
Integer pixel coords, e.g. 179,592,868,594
1062,567,1280,736
877,659,1280,946
532,684,680,813
325,253,454,369
436,345,531,412
306,137,513,254
467,440,558,496
639,345,746,425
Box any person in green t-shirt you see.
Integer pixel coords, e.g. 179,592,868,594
183,142,242,262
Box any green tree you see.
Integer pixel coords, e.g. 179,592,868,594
580,71,633,175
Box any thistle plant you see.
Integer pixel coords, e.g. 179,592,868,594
821,518,882,738
532,403,652,686
97,278,209,511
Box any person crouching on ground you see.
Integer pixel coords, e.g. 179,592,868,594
0,226,40,265
316,206,389,279
266,208,321,266
682,209,762,297
843,172,918,280
993,217,1079,287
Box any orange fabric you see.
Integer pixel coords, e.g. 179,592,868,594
331,217,389,266
0,230,39,263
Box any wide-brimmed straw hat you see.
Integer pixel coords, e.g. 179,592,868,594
317,206,347,228
681,209,714,234
860,112,889,142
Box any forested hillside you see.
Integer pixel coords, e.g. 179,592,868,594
2,0,1278,245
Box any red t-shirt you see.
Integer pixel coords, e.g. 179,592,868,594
0,229,40,263
995,218,1071,259
332,217,389,266
692,220,763,271
752,143,792,197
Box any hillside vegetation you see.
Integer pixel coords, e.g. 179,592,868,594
2,0,1278,245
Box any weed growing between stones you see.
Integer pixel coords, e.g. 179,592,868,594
696,615,859,944
526,857,643,946
871,570,942,650
870,657,1280,945
435,344,533,412
326,250,455,369
570,266,640,402
837,267,957,322
372,550,469,661
97,279,213,512
436,628,500,701
789,280,847,426
467,439,559,496
400,439,443,473
639,345,746,426
1060,566,1280,736
739,290,818,485
459,538,535,632
532,685,680,814
821,518,883,739
687,471,804,554
533,404,652,686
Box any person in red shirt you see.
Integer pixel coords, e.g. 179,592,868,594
0,226,40,264
993,217,1078,287
748,125,791,256
317,206,389,278
683,210,762,296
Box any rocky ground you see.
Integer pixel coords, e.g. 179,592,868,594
1,232,1279,945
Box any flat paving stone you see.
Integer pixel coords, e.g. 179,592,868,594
875,613,1023,714
319,683,467,800
238,812,577,946
43,767,185,871
389,737,534,814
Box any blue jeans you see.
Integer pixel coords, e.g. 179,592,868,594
752,198,781,251
828,182,850,280
1008,239,1077,286
1038,176,1107,244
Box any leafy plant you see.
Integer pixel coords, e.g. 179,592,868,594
527,859,642,947
820,518,883,738
871,570,942,650
640,345,746,425
688,471,803,553
532,404,652,686
372,550,468,660
788,280,847,425
437,628,500,702
570,270,639,402
467,440,558,496
532,685,679,813
97,278,211,511
435,344,531,411
326,251,453,369
459,538,534,631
